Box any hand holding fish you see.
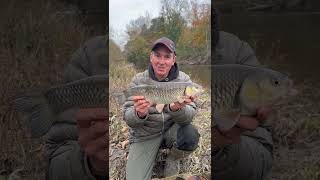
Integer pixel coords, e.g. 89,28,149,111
75,108,108,176
213,106,272,153
133,96,151,118
234,106,272,130
169,95,196,112
256,106,273,123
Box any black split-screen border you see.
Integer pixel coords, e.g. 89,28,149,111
2,0,320,179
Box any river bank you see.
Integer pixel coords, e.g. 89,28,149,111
109,61,212,179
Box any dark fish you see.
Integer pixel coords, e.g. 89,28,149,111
12,75,108,137
213,64,297,130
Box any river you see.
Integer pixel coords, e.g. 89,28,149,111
133,13,320,89
220,12,320,84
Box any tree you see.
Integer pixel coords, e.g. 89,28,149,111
125,13,151,40
124,35,149,68
160,0,188,43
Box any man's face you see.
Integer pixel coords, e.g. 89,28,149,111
150,45,176,79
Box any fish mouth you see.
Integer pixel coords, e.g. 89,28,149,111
273,88,298,106
286,78,298,96
288,88,298,96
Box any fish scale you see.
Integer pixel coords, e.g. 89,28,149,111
123,82,198,105
213,65,246,110
13,75,108,137
45,77,107,112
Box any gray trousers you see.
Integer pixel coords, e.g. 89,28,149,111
213,127,273,180
126,124,200,180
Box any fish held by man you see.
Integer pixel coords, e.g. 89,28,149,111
114,81,204,113
213,64,298,130
12,75,108,138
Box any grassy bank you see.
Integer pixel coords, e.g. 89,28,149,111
0,0,97,179
267,81,320,180
109,61,211,179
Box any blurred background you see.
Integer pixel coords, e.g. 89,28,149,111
0,0,106,179
215,1,320,179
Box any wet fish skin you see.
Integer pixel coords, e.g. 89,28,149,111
13,75,108,137
117,82,204,105
213,64,297,130
45,75,108,112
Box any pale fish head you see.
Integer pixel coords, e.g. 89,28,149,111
243,69,298,109
185,83,204,97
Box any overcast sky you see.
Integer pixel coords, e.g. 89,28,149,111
109,0,210,49
110,0,161,49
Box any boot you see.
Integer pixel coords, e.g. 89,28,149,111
164,147,192,177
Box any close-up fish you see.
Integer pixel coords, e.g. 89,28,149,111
12,75,108,137
114,81,204,112
213,64,298,130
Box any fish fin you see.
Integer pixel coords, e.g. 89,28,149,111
242,82,259,100
144,78,155,85
288,88,298,96
178,96,185,103
11,90,54,138
214,109,241,130
155,104,165,113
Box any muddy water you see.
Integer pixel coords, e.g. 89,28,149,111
179,64,211,87
135,13,320,89
220,12,320,84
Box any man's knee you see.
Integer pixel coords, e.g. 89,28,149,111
176,124,200,151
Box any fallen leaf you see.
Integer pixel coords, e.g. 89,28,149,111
120,140,129,149
121,127,129,133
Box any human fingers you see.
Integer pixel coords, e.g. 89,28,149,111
76,108,107,128
135,100,150,109
84,135,108,161
184,98,192,104
132,96,146,101
171,102,184,110
78,121,107,146
213,127,233,147
236,115,259,131
136,103,150,112
190,95,197,101
257,106,273,122
134,99,150,107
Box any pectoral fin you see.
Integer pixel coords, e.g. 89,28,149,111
155,104,165,113
214,109,241,130
178,95,189,103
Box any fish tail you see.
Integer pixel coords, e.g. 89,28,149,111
11,90,54,138
112,92,127,105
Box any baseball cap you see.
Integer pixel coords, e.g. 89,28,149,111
151,37,176,55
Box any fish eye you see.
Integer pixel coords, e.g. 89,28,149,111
273,80,280,86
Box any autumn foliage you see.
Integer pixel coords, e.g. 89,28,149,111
124,0,211,67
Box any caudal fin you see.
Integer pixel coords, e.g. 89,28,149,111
111,92,127,105
12,90,55,138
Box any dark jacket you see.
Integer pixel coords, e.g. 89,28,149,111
123,63,197,143
213,31,273,180
44,36,107,180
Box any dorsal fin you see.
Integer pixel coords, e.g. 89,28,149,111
143,78,155,85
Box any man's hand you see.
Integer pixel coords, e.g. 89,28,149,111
169,95,196,112
132,96,151,118
213,106,273,152
76,108,107,176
